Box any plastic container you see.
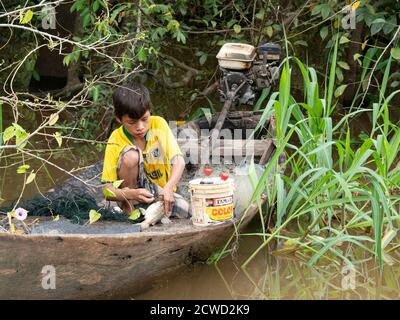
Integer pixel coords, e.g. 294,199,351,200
189,177,235,226
233,163,265,217
216,43,256,70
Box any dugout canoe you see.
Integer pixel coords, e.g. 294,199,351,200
0,111,277,299
0,197,265,299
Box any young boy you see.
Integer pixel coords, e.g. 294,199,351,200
101,82,190,218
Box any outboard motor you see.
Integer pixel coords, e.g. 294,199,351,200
216,42,281,105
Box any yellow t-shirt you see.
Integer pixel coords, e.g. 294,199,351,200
101,116,183,188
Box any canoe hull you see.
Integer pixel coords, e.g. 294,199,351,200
0,203,260,299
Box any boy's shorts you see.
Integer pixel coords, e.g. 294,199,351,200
117,146,191,219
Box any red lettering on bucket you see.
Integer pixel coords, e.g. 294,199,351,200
206,205,233,220
211,206,233,216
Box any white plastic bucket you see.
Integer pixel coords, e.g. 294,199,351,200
189,177,235,227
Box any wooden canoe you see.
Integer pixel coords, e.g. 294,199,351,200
0,111,276,299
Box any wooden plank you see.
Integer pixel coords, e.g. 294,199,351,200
177,138,273,157
259,139,275,165
195,111,266,130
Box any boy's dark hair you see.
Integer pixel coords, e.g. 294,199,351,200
113,82,151,120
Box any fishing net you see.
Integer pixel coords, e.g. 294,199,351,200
0,192,133,224
0,161,149,227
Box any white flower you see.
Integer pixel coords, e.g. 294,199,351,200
15,208,28,221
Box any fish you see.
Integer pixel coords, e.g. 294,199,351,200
139,201,171,230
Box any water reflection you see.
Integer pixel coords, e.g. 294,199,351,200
134,230,400,300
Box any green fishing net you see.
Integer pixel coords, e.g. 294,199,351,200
0,193,134,224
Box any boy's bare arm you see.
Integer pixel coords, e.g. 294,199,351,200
163,155,185,215
103,184,154,203
167,155,185,188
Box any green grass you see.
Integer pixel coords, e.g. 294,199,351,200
217,37,400,274
0,102,3,147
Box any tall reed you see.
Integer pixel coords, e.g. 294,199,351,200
219,37,400,273
0,102,3,147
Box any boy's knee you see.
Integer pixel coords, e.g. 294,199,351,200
120,148,139,169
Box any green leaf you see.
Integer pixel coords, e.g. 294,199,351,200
48,113,59,126
3,126,15,143
294,40,308,47
371,19,385,35
110,5,126,23
89,209,101,224
112,180,124,188
266,25,273,38
353,53,362,62
167,20,180,31
255,10,265,20
26,171,36,185
14,124,29,148
103,187,116,198
227,19,237,28
12,123,25,133
340,36,350,44
338,61,350,70
32,70,40,81
190,92,198,101
233,24,241,33
54,132,62,147
199,54,207,65
202,108,212,125
334,84,347,98
83,13,91,28
311,5,321,16
391,48,400,61
372,18,386,25
90,86,99,101
82,49,89,59
383,16,396,35
390,81,400,88
320,4,331,19
320,26,328,40
63,54,71,66
190,108,212,124
17,165,30,174
128,209,141,220
137,47,147,62
175,30,186,44
92,0,100,12
20,10,33,24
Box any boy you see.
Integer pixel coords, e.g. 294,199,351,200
101,82,190,219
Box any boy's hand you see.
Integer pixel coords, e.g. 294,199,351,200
163,184,175,217
132,188,154,204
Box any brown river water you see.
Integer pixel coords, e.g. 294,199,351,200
133,235,400,300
